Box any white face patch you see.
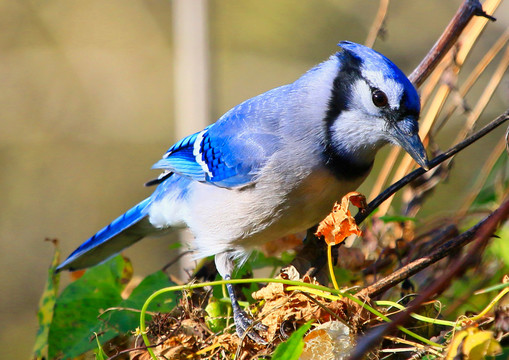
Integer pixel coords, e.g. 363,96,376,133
329,108,391,164
351,80,379,116
359,69,404,111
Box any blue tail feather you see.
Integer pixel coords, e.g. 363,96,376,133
56,198,155,272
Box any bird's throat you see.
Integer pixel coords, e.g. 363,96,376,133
322,142,374,181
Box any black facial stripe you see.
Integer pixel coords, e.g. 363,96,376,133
323,51,362,130
399,92,419,119
377,92,419,126
321,51,373,181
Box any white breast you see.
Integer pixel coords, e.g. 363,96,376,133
149,162,367,261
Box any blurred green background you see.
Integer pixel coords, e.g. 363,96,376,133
0,1,507,358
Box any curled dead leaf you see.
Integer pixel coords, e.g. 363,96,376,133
251,266,372,341
316,192,366,245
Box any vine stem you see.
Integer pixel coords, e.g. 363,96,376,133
139,276,441,359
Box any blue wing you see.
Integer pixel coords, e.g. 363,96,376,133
152,91,284,188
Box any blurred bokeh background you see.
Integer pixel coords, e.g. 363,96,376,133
0,1,507,358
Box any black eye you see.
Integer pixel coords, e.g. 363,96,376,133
372,89,388,107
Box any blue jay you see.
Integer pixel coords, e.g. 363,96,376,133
57,41,428,342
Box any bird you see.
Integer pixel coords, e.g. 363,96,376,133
56,41,429,342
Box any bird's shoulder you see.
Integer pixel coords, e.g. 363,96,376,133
151,91,286,188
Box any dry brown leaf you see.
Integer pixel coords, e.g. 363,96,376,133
251,266,372,340
252,265,300,301
316,192,366,245
130,334,196,360
251,267,323,338
131,266,373,359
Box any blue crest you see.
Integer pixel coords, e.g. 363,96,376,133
338,41,420,113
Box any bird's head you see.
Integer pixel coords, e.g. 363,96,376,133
322,41,429,178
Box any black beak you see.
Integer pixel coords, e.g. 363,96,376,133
389,117,429,170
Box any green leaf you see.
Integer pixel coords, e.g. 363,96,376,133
205,297,230,333
109,270,179,332
93,333,108,360
379,215,417,223
48,256,130,359
272,321,312,360
32,239,60,360
48,255,179,359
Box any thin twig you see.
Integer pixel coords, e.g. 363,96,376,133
378,0,502,216
420,54,454,108
409,0,495,87
349,196,509,360
365,0,390,48
361,224,458,279
434,30,509,134
454,45,509,144
355,110,509,225
459,136,507,216
356,222,470,299
370,0,501,208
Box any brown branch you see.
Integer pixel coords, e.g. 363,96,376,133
409,0,496,87
358,224,458,295
349,196,509,360
365,0,390,48
355,109,509,225
357,218,478,298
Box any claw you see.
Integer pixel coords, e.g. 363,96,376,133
233,307,268,344
254,321,269,332
225,280,267,344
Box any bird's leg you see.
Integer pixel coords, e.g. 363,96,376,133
224,274,268,344
215,252,267,343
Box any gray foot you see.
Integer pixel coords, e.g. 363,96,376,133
225,281,268,344
233,306,268,344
